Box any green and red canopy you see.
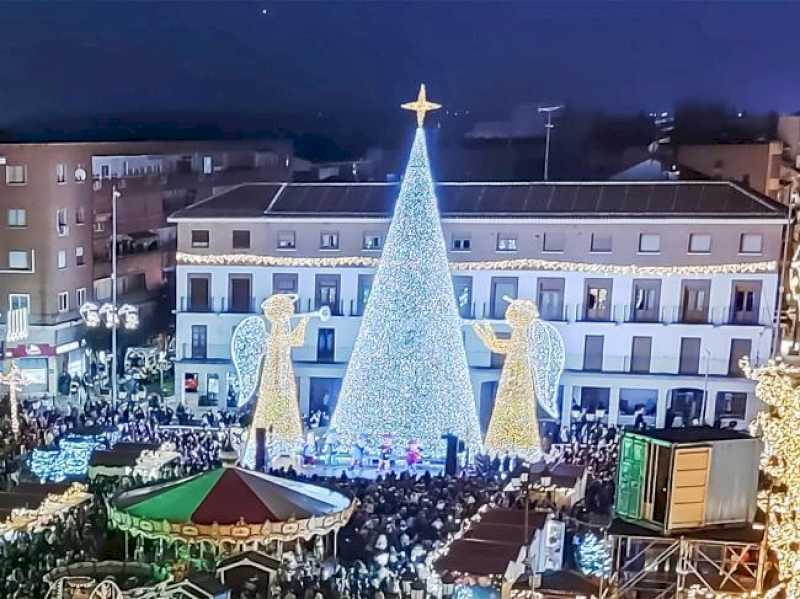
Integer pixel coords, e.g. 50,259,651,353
109,466,354,546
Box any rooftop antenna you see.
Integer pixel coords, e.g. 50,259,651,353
538,105,562,181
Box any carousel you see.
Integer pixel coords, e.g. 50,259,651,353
107,450,355,562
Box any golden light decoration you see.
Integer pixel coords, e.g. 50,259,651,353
0,361,30,436
740,358,800,599
231,294,329,465
473,299,553,461
401,83,442,127
176,251,776,277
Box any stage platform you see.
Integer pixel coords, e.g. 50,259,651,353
269,456,446,480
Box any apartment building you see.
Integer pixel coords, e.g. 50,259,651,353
677,115,800,205
169,180,786,433
0,140,291,394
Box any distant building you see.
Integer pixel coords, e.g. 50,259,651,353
677,141,785,200
0,139,291,393
677,115,800,205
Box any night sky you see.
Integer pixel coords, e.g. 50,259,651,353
1,1,798,133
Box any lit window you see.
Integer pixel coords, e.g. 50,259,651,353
76,288,86,307
362,233,382,250
739,233,763,255
94,221,105,233
76,246,85,266
542,232,564,253
191,230,210,248
688,233,711,254
452,236,471,251
74,166,87,183
8,251,29,270
57,250,67,269
203,156,213,175
56,163,66,184
277,231,296,249
57,291,69,313
320,231,339,250
56,208,69,236
638,233,661,253
497,234,517,252
7,208,26,227
5,165,26,185
591,233,612,253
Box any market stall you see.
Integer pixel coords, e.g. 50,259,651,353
89,442,180,482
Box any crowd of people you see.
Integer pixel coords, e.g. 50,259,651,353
0,382,633,598
0,494,107,599
255,468,505,599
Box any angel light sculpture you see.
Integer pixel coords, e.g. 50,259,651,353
231,293,330,466
473,297,565,461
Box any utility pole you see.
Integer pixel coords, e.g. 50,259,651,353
111,185,120,409
538,105,562,181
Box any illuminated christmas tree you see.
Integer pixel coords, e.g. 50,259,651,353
332,85,482,455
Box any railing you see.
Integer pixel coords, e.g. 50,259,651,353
180,343,231,360
564,353,763,376
176,294,773,328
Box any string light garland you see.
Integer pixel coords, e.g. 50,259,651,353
740,358,800,599
176,251,776,277
574,532,612,577
473,299,564,460
30,437,101,482
231,294,323,465
0,362,29,436
332,123,482,456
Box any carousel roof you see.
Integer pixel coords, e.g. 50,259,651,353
113,466,351,526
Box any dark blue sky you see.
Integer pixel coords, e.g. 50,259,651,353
1,1,798,129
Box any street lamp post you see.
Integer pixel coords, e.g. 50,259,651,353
112,184,120,409
538,105,562,182
79,184,139,409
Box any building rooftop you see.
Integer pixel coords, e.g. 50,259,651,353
169,180,787,220
629,426,754,444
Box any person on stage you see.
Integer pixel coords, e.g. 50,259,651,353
349,433,368,470
302,430,316,466
405,439,422,474
323,427,339,466
378,434,394,472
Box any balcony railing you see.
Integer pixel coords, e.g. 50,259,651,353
564,353,764,376
180,343,232,361
176,294,774,328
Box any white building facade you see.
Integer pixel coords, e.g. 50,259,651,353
169,181,787,434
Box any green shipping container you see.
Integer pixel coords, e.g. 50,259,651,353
615,435,647,519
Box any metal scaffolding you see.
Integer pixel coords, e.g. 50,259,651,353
600,528,761,598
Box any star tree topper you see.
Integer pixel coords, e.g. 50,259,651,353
402,83,441,128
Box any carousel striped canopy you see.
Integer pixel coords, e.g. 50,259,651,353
109,467,354,545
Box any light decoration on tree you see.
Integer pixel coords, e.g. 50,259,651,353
740,358,800,599
231,294,329,465
574,532,611,578
332,85,482,456
473,298,564,460
176,251,775,277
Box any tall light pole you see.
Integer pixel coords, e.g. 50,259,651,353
538,105,562,181
111,184,120,409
